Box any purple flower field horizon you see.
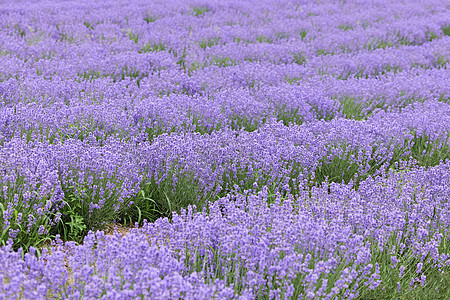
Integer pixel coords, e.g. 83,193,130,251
0,0,449,298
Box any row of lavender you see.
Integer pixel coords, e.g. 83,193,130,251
0,0,449,298
2,164,449,298
1,68,449,143
2,101,449,245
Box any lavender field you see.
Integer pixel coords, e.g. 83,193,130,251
0,0,449,298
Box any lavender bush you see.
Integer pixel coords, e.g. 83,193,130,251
0,0,449,298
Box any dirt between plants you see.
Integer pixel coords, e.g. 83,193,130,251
102,222,135,236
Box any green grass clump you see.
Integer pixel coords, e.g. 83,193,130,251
338,96,366,120
338,24,353,31
407,132,450,167
212,56,236,68
143,14,157,23
139,42,166,53
191,6,210,17
83,21,94,30
293,52,306,65
285,76,303,84
438,93,449,103
255,35,272,43
198,37,220,49
274,105,305,126
127,30,139,43
299,29,308,40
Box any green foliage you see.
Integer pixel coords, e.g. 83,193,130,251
77,65,149,83
137,170,207,221
290,253,357,298
274,31,289,41
212,56,236,68
143,14,157,24
123,163,279,226
83,21,94,30
442,25,450,37
435,55,448,68
365,39,394,51
187,61,207,75
62,121,111,143
117,186,166,226
121,185,450,299
191,6,210,17
255,35,272,43
438,93,449,103
233,36,251,44
59,33,75,43
358,233,450,299
274,105,304,126
333,94,430,121
0,176,58,251
313,149,360,186
78,70,103,81
308,132,450,191
144,125,175,143
316,49,330,56
48,171,136,244
285,76,303,84
338,24,353,31
119,65,142,81
127,30,139,43
229,113,267,132
184,112,220,135
299,29,307,40
139,42,166,53
50,196,86,244
337,64,403,80
407,132,450,168
293,52,306,65
338,96,365,120
310,103,336,121
13,24,26,38
174,191,450,298
291,230,450,299
16,117,130,146
176,48,188,71
198,37,220,49
382,64,401,75
425,30,439,42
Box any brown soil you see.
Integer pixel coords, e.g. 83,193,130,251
102,222,136,236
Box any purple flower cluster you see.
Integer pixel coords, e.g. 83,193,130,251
0,0,449,298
